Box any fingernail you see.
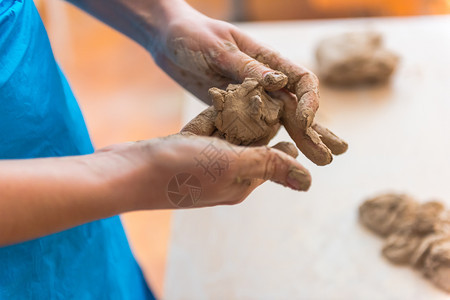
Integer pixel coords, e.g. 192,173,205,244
263,71,288,90
286,167,311,191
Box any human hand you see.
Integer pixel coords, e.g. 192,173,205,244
101,135,310,210
150,2,316,121
150,2,346,165
149,3,288,103
180,80,348,165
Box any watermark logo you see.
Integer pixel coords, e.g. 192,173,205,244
221,114,265,145
194,142,231,182
167,172,202,208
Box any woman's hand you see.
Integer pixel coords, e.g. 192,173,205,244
0,134,309,245
68,0,347,166
103,135,311,210
149,1,319,131
149,1,348,165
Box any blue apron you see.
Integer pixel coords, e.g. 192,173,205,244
0,0,154,299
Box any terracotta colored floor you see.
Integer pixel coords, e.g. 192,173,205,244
41,1,185,298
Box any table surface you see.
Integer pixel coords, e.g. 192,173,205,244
164,16,450,300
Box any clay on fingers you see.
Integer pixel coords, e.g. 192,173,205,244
180,106,217,136
275,89,345,166
312,123,348,155
181,77,347,166
271,141,299,159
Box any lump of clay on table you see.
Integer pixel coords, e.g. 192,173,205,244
359,193,450,293
382,202,447,264
422,237,450,293
316,32,399,86
181,78,348,165
359,193,418,236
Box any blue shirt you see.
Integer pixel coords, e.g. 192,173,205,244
0,0,154,298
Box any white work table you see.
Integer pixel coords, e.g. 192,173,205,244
164,16,450,300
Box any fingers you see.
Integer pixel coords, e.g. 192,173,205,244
232,30,319,128
297,89,319,129
270,89,344,165
312,123,348,155
213,42,288,91
283,107,333,166
294,73,320,129
270,90,331,165
180,106,217,136
296,128,333,166
271,141,299,158
235,146,311,191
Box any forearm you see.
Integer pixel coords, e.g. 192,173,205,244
65,0,197,52
0,151,135,246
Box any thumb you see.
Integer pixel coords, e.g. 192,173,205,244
234,146,311,191
215,44,288,91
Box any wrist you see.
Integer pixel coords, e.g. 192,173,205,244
92,141,161,212
84,148,141,214
144,0,202,54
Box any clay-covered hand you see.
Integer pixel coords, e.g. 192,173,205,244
270,89,348,165
149,2,319,128
99,135,311,210
181,78,348,166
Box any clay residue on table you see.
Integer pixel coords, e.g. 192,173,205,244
316,32,399,86
360,193,450,293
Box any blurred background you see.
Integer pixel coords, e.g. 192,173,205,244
35,0,450,298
